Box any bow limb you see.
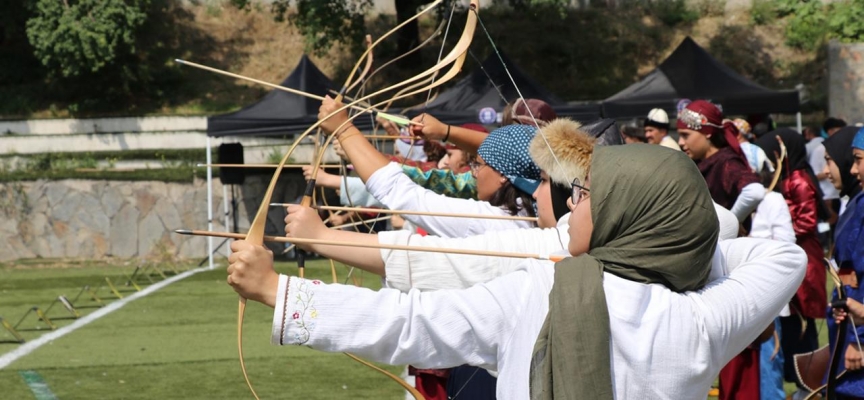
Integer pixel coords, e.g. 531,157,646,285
343,35,374,95
806,259,852,399
340,18,448,232
304,0,478,195
237,125,324,400
827,262,849,399
359,17,447,95
339,0,443,95
766,137,787,193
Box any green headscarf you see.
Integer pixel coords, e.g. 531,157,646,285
530,144,719,399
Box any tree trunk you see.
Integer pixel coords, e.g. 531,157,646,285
394,0,423,64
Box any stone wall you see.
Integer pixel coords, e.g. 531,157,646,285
0,173,306,262
828,41,864,123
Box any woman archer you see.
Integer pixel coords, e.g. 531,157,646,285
226,144,806,399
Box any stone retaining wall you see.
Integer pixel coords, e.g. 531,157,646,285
0,173,305,262
829,41,864,123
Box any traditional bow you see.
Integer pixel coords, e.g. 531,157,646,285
804,260,856,399
234,1,479,398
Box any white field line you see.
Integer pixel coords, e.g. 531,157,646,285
0,266,209,369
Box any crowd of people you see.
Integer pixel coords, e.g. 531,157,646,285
224,96,864,399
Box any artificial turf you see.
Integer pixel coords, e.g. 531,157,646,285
0,259,405,399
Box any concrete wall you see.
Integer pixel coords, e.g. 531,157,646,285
828,41,864,123
0,114,341,164
0,174,306,262
0,116,207,135
0,130,340,164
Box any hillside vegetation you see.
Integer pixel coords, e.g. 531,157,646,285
0,0,846,119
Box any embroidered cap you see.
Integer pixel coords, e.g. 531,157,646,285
644,108,669,130
477,124,542,195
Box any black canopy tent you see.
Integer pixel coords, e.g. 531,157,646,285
207,55,378,137
406,52,601,125
601,37,800,119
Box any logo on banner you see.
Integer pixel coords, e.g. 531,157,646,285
478,107,497,125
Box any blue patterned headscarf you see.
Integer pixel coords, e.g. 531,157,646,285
854,127,864,150
477,124,542,195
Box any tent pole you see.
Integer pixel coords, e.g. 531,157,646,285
796,112,802,133
206,136,215,270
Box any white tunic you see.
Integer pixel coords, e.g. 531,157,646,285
660,136,680,151
366,162,534,238
750,191,795,243
378,203,741,292
271,238,806,399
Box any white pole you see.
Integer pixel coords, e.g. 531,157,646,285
206,136,214,270
796,112,803,133
222,185,231,258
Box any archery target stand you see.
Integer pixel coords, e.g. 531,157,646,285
13,306,57,332
0,317,25,344
44,295,81,321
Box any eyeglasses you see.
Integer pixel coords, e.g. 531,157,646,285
469,161,488,173
571,178,591,206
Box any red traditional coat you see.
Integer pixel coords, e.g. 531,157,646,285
782,169,826,320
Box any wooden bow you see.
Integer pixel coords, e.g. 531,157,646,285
234,1,479,398
766,136,787,193
804,260,854,399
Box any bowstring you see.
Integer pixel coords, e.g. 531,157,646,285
470,8,567,178
467,48,508,104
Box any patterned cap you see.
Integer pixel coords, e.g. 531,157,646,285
477,124,542,195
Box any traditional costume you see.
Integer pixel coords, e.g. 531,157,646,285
825,127,864,397
677,100,764,399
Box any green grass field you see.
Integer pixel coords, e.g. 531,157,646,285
0,257,836,399
0,259,405,399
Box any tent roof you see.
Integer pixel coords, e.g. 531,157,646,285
208,56,368,137
407,52,601,125
602,37,799,118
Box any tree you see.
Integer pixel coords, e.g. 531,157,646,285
26,0,148,77
231,0,373,56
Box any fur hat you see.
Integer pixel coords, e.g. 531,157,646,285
529,118,595,186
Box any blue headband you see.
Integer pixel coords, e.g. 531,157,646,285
477,124,541,195
854,127,864,150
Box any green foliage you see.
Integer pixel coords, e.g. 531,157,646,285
828,0,864,44
232,0,373,56
650,0,700,27
0,149,209,182
3,0,251,118
690,0,726,17
749,0,777,26
0,167,204,183
783,0,828,50
26,0,149,77
779,0,864,50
